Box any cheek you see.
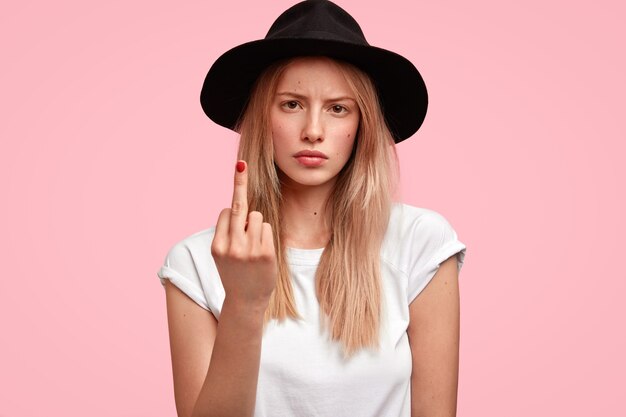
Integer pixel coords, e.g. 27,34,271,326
271,114,296,139
270,111,284,133
344,123,358,147
270,116,284,143
332,132,356,158
271,127,286,149
332,117,358,138
343,116,359,141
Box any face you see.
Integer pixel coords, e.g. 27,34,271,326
270,56,360,190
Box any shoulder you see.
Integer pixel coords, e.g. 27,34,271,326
160,226,218,281
166,226,216,256
382,202,464,277
158,226,226,315
384,202,458,249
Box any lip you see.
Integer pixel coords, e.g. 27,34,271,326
293,150,328,167
295,155,327,167
293,150,328,158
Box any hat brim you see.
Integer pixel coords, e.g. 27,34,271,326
200,38,428,143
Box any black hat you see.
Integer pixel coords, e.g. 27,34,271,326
200,0,428,143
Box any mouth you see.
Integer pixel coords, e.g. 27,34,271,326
294,155,327,167
293,150,328,159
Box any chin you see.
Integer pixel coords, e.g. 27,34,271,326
280,172,336,188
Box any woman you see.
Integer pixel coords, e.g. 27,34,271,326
157,1,467,416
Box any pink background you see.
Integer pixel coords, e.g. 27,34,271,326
1,0,624,415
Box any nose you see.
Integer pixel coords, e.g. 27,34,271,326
302,109,323,142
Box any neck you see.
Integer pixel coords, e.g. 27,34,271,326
280,179,335,249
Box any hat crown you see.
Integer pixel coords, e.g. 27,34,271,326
200,0,428,142
266,0,368,45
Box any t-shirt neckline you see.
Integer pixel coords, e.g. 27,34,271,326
286,246,325,266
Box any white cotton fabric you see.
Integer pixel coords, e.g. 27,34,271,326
157,202,467,417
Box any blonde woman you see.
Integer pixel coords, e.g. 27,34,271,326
157,1,467,416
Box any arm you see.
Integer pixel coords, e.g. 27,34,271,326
407,255,461,417
165,281,217,417
165,160,276,417
165,282,267,417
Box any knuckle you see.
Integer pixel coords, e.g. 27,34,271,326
231,201,246,215
249,251,262,262
211,243,225,258
228,246,247,260
248,211,263,221
259,250,274,263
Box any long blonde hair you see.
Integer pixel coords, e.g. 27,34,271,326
234,56,400,358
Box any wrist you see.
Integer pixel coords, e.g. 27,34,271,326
222,296,268,319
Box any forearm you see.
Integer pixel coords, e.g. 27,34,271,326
191,298,266,417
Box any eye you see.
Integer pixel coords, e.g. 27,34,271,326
282,100,300,110
331,104,347,114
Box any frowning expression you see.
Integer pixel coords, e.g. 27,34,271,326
270,56,360,189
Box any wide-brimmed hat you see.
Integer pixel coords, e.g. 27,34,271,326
200,0,428,143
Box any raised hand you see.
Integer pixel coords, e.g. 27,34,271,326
210,160,278,309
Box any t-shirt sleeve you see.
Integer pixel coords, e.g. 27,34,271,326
157,241,211,312
407,212,467,304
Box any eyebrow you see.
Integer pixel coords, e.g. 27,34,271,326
276,92,356,103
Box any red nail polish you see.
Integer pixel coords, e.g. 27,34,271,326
236,161,245,173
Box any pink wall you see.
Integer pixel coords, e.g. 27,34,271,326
1,0,624,415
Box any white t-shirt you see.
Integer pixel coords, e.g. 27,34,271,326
157,202,467,417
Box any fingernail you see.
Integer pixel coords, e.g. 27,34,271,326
236,160,246,173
